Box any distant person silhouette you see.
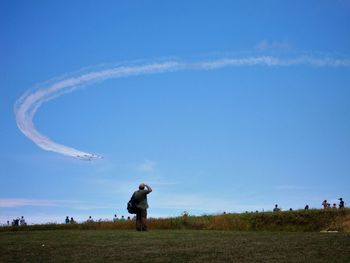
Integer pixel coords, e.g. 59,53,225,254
304,205,309,210
339,198,345,209
131,183,152,231
322,200,328,209
273,204,280,212
13,218,19,226
65,216,69,224
87,216,93,223
333,203,337,209
20,216,26,226
113,214,118,222
70,217,75,224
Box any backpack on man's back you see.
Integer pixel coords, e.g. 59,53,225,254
127,193,137,214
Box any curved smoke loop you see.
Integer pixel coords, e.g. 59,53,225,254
14,56,350,160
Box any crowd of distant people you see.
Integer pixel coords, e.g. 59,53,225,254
62,214,133,224
273,197,345,212
321,198,345,210
5,216,27,227
3,214,134,227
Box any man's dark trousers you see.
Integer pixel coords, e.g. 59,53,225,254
136,208,147,231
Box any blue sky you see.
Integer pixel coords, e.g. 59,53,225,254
1,0,350,224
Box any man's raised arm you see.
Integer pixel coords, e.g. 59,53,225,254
145,184,152,193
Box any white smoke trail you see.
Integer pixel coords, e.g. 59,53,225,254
14,56,350,160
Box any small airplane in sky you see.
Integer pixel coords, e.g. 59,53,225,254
76,153,103,161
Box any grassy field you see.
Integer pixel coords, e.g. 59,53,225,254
1,229,350,262
1,210,349,262
2,209,349,232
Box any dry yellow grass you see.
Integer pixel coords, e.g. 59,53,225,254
2,208,349,233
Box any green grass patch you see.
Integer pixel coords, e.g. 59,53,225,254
1,229,349,262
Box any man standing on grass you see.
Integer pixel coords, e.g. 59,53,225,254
133,183,152,231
